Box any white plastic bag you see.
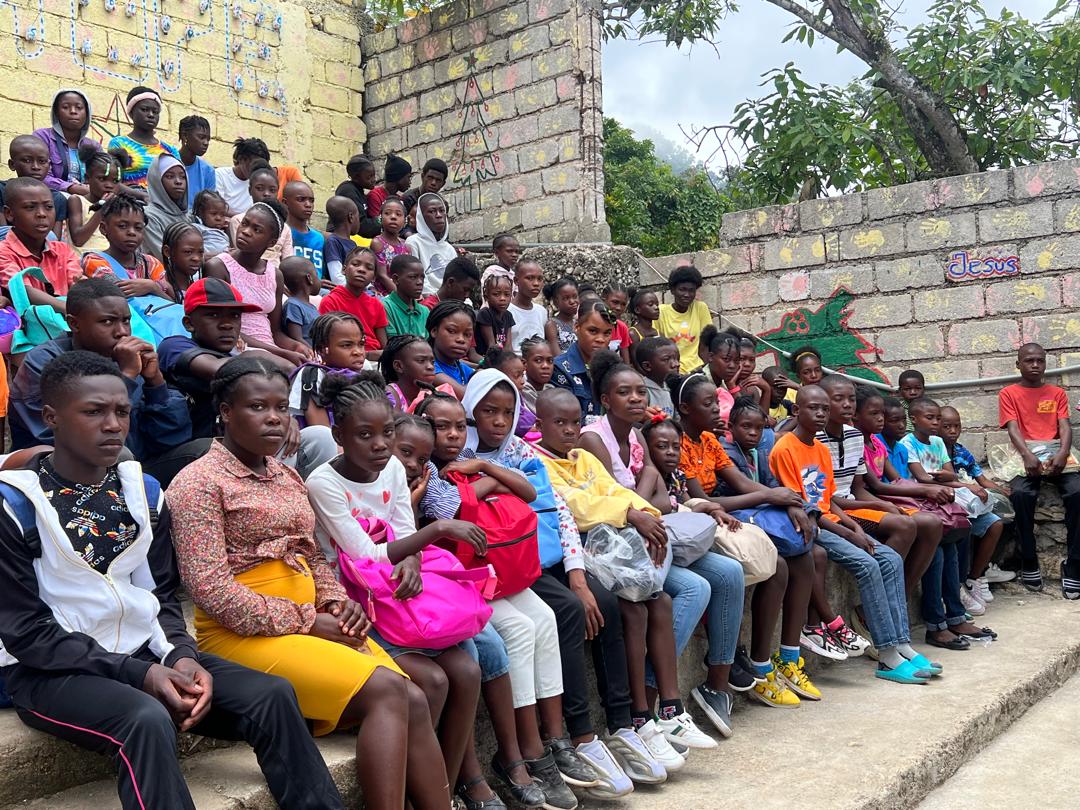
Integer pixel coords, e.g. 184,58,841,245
583,523,673,602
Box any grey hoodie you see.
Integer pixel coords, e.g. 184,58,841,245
32,88,95,192
142,154,188,260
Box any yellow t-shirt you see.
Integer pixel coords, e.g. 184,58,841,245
657,300,711,373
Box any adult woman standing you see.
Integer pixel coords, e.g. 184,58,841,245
108,86,180,191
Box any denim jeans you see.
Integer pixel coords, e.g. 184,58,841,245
463,621,510,682
645,551,745,688
920,544,967,631
814,528,909,650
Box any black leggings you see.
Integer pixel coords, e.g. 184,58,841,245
4,651,343,810
531,566,632,738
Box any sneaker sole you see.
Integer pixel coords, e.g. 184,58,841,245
662,733,717,750
729,678,757,692
597,744,665,786
557,772,600,788
776,672,822,701
585,784,637,800
800,637,849,661
984,574,1016,583
748,689,800,709
690,689,733,739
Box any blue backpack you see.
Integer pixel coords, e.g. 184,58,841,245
0,474,161,709
519,457,565,570
84,251,188,346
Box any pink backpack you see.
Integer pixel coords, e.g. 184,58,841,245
336,517,496,650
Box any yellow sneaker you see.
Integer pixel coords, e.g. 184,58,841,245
773,654,822,701
749,668,800,708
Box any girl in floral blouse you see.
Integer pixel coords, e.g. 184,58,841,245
168,355,451,810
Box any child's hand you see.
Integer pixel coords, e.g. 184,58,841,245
1022,451,1042,477
409,468,431,505
1049,449,1070,476
766,487,804,509
391,555,423,599
971,485,989,502
116,278,161,298
711,508,742,532
280,418,301,458
849,528,875,555
443,458,488,477
436,519,488,556
787,507,815,544
627,508,667,565
113,336,151,378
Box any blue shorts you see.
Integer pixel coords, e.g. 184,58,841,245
969,511,1001,539
462,621,510,682
367,628,465,660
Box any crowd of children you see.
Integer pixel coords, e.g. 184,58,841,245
0,84,1075,810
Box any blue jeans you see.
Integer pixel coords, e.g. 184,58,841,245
814,528,909,650
921,544,967,631
463,621,510,682
645,551,745,688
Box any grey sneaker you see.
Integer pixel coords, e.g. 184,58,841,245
575,736,634,799
525,751,578,810
604,727,666,785
544,736,599,787
690,684,733,738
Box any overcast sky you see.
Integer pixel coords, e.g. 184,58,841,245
602,0,1056,167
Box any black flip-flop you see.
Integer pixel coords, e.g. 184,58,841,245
924,633,971,650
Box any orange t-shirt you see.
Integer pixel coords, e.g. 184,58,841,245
679,431,733,496
769,431,839,522
999,383,1068,441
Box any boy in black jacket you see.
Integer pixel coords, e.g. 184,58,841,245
0,351,343,810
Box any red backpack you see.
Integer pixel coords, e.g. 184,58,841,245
448,470,541,599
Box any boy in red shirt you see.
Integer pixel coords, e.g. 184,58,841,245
999,342,1080,597
770,385,939,684
318,246,388,361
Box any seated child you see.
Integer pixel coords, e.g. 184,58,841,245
335,154,380,238
939,404,1010,599
289,312,367,429
509,258,548,354
533,388,693,776
9,277,191,460
762,366,794,424
476,266,515,356
770,385,941,684
67,144,128,250
367,154,412,227
428,301,477,398
141,154,189,261
319,246,388,360
492,232,522,271
406,193,457,296
0,351,344,810
898,369,925,432
632,336,679,418
169,355,449,808
789,345,823,388
483,348,537,437
601,284,632,364
158,277,267,440
383,254,430,339
283,181,326,289
655,265,708,374
0,177,81,311
324,195,361,286
281,256,321,346
412,391,588,808
1000,342,1080,596
627,288,659,344
2,135,77,239
81,194,172,301
177,114,215,205
189,189,231,257
371,198,410,295
228,162,293,262
215,136,268,215
381,334,439,412
730,330,772,406
392,412,435,511
521,337,554,413
543,276,579,355
421,255,480,310
161,222,205,304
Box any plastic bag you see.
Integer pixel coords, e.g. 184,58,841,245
988,441,1080,482
583,523,672,602
664,511,718,567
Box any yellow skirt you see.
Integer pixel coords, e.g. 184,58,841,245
196,559,404,736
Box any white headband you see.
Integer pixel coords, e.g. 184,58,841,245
250,201,283,235
678,371,706,404
126,91,161,116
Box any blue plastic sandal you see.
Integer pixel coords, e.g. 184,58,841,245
907,653,943,676
875,660,930,684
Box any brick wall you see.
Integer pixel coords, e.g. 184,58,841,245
642,159,1080,568
0,0,365,205
360,0,608,244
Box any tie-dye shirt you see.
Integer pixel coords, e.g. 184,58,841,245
107,135,180,188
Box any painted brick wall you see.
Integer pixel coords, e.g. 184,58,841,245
0,0,365,205
642,159,1080,567
360,0,608,244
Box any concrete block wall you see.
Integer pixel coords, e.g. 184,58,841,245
361,0,608,244
0,0,365,206
642,158,1080,567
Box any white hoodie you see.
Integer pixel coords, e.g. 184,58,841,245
405,193,458,295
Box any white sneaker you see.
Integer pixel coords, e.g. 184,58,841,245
604,727,665,785
655,711,718,750
976,576,994,603
635,720,684,772
960,585,986,616
984,563,1016,583
576,736,636,798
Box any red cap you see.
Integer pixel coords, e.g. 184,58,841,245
183,277,262,315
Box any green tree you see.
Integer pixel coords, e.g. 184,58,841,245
603,117,730,253
609,0,1080,203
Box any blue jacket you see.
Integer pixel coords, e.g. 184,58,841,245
550,342,598,424
9,336,192,460
718,429,779,492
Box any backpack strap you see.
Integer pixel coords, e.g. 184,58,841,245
141,474,161,533
0,481,39,545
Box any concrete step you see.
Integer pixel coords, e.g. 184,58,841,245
7,586,1077,809
917,669,1080,808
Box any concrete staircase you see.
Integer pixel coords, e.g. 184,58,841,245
3,584,1079,809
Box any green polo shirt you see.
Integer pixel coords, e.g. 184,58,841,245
383,291,430,338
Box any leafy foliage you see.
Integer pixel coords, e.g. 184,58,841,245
602,117,731,253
